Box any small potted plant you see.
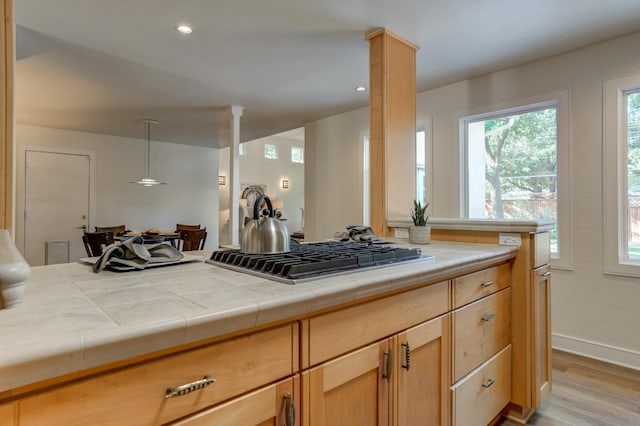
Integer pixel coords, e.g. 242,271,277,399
410,199,430,244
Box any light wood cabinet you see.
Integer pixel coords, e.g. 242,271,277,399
0,403,15,426
303,280,449,368
452,288,511,382
395,314,450,426
532,264,552,408
18,324,296,426
453,263,510,309
302,340,391,426
432,228,552,422
452,345,511,426
5,258,519,425
170,376,299,426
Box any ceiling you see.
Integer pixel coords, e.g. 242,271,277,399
13,0,640,148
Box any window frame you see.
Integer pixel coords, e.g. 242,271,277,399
291,146,304,164
459,90,571,269
604,73,640,277
264,143,278,160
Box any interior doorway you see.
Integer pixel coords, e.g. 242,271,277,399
24,150,91,266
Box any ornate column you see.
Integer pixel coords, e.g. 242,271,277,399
228,106,243,246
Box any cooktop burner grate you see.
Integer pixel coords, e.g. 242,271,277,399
206,241,433,284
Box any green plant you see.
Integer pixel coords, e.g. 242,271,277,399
411,199,429,226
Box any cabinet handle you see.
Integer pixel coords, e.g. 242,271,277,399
481,378,495,389
481,313,496,322
165,375,216,399
542,271,551,277
401,342,411,370
382,350,393,380
481,280,495,287
284,393,295,426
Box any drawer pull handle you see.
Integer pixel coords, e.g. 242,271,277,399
401,342,411,370
165,375,216,399
382,349,393,380
542,271,551,277
481,280,495,287
482,378,495,388
481,313,496,322
284,393,295,426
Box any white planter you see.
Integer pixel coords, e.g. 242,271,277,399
409,225,431,244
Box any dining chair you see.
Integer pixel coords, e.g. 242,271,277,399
95,225,127,236
82,231,115,257
177,228,207,251
176,224,201,232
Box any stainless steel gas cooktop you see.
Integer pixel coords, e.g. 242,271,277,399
206,241,434,284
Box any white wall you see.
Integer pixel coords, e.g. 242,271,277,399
305,107,370,240
304,31,640,369
16,125,220,253
218,135,304,245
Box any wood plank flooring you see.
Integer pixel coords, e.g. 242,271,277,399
497,349,640,426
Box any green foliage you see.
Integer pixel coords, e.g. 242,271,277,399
627,92,640,188
411,199,429,226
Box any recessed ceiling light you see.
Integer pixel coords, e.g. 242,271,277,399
355,86,367,92
176,25,193,35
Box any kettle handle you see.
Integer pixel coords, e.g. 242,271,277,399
252,195,275,219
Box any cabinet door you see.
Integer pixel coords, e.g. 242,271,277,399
0,403,15,426
170,376,299,426
395,314,450,426
531,264,552,408
303,340,391,426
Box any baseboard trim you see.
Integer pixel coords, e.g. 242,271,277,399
552,333,640,371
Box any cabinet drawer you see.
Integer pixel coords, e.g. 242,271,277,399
169,376,298,426
19,324,295,426
453,263,510,308
453,288,511,382
304,281,449,367
532,232,550,268
452,345,511,426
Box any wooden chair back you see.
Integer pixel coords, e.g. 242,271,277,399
176,224,201,231
82,231,115,257
177,228,207,251
95,225,126,236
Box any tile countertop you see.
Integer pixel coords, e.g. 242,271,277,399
0,241,518,393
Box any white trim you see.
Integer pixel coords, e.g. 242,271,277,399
603,73,640,277
552,333,640,371
457,89,572,270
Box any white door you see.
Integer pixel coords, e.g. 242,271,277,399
24,150,91,266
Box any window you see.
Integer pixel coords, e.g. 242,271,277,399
264,144,277,159
291,146,304,164
461,92,570,268
239,143,246,156
416,130,426,204
604,74,640,276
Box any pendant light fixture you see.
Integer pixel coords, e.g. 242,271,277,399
130,119,167,186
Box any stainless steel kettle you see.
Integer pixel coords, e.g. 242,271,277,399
240,195,291,254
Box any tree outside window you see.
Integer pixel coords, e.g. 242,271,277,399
466,106,559,254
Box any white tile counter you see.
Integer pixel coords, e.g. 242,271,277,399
0,241,518,393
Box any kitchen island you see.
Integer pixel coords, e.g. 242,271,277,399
0,240,519,425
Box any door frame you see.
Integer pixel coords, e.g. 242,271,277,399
16,145,96,256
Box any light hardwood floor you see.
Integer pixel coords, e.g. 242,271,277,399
497,350,640,425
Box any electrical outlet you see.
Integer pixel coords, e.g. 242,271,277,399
395,228,409,239
499,233,521,246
